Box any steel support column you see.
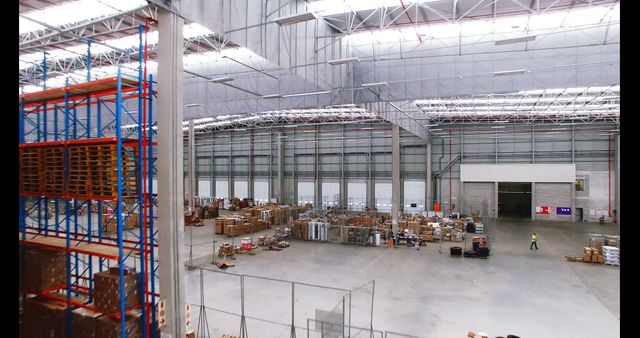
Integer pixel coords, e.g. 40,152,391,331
157,8,186,338
189,120,195,209
249,129,255,200
426,141,432,212
315,126,322,208
392,125,400,235
278,129,285,204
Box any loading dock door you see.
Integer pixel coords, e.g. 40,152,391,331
498,182,532,219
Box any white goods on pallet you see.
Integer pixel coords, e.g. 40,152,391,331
602,246,620,266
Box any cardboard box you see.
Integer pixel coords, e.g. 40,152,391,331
95,313,141,338
582,253,592,262
72,307,102,338
19,246,67,294
93,267,140,314
22,296,67,338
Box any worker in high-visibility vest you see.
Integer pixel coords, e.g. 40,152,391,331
530,232,538,250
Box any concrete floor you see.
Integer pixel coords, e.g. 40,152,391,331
181,218,619,338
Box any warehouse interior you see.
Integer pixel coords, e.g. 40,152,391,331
18,0,620,338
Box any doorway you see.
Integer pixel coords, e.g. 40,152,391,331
498,182,532,219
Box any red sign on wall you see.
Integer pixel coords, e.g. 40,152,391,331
536,206,550,214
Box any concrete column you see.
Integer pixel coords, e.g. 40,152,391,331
367,126,374,209
278,130,284,204
340,124,347,210
314,126,321,208
459,181,464,215
157,8,186,338
392,125,400,235
292,129,297,205
248,130,255,200
188,120,195,209
269,131,273,200
615,133,620,229
214,133,216,198
426,141,432,212
228,131,233,198
571,180,576,222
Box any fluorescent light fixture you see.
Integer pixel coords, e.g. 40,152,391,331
327,57,361,65
275,12,316,26
491,126,506,129
558,123,575,126
185,103,203,108
596,96,619,101
362,82,388,88
495,35,536,45
283,125,298,128
425,124,439,127
430,128,443,131
282,90,331,98
493,120,510,123
598,133,613,136
210,76,234,83
493,69,527,76
262,94,283,99
234,128,247,131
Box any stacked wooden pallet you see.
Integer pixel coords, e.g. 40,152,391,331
19,147,43,195
42,146,65,195
19,141,139,198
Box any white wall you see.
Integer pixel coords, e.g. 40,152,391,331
298,181,315,205
254,180,269,204
461,164,576,183
375,182,392,212
322,182,340,208
215,180,228,198
347,181,367,211
404,180,425,213
198,179,211,197
575,170,616,221
233,180,248,199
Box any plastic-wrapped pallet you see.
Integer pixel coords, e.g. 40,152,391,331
602,245,620,266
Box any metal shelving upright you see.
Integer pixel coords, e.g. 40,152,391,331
18,24,159,338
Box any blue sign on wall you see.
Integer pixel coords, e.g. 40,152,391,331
557,207,572,215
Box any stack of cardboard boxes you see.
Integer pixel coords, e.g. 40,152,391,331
21,295,68,338
582,247,605,264
20,246,67,294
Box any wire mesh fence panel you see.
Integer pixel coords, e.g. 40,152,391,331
294,283,351,336
244,316,293,338
192,306,240,337
243,275,293,331
198,269,242,316
348,280,375,330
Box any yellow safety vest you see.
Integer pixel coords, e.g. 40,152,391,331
532,234,537,242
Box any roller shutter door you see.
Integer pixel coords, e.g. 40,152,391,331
463,182,495,217
535,183,572,221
